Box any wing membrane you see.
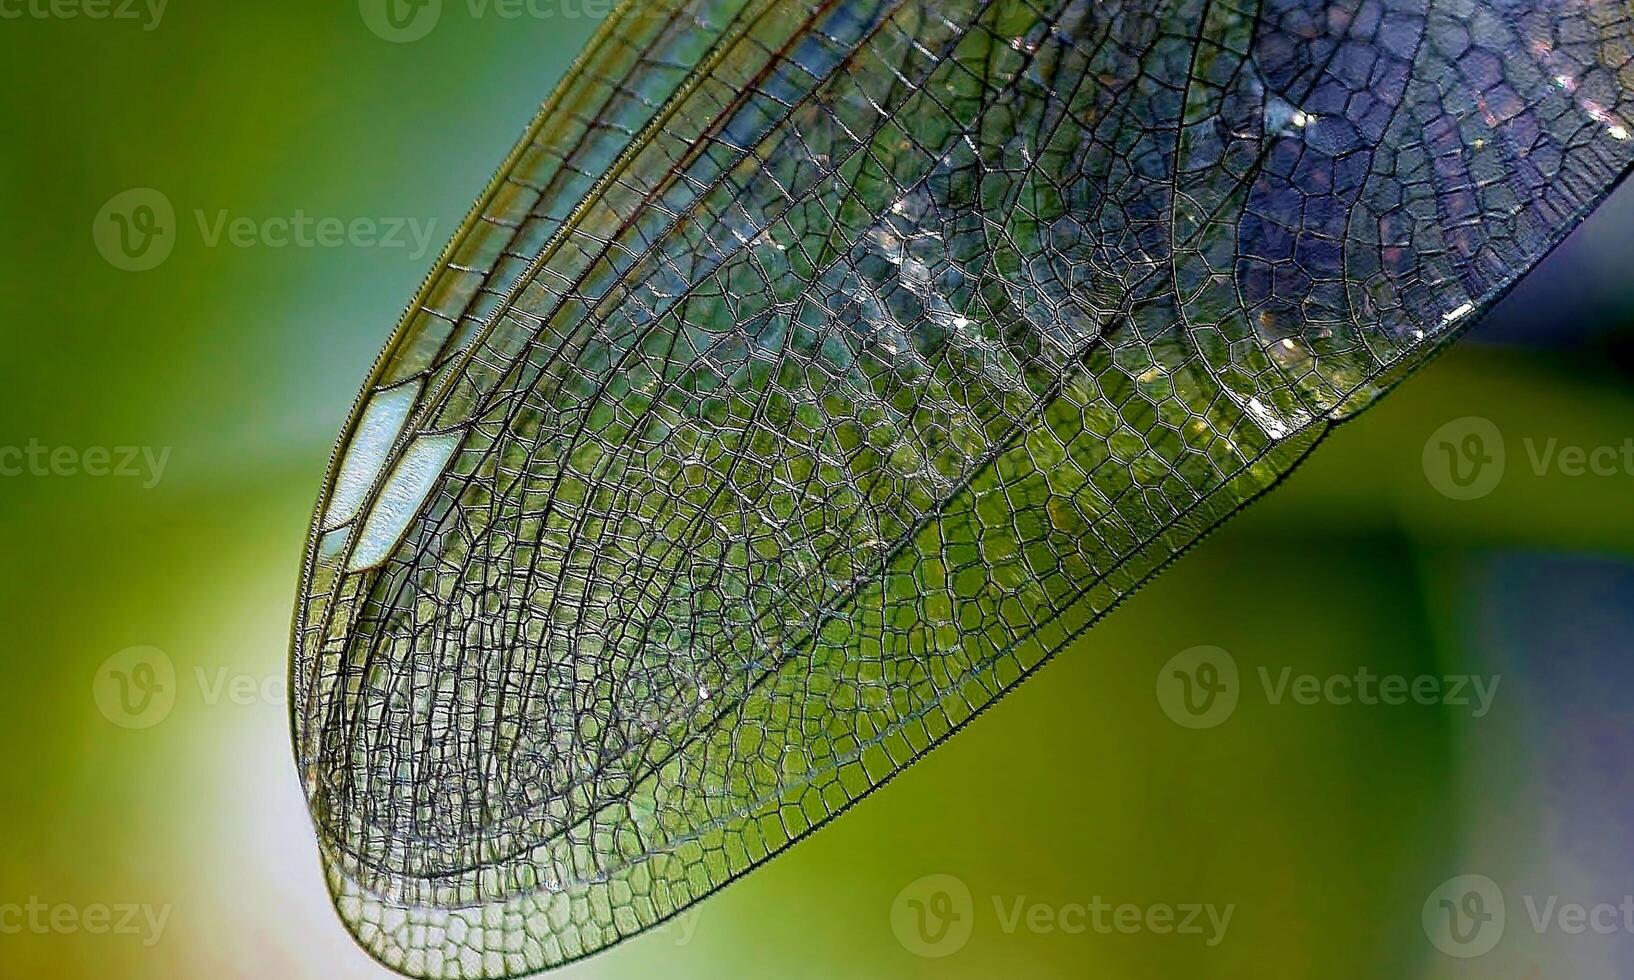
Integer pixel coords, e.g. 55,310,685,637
293,0,1634,975
293,0,761,768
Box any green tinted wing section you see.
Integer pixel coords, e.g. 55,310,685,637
292,0,763,766
292,0,1634,975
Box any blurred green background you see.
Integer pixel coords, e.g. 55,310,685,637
4,2,1634,977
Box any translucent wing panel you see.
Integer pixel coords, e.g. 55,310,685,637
292,0,762,768
292,0,1634,975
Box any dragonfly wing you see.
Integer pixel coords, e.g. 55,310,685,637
292,0,1634,975
291,0,759,769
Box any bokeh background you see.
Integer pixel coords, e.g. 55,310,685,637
3,2,1634,977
